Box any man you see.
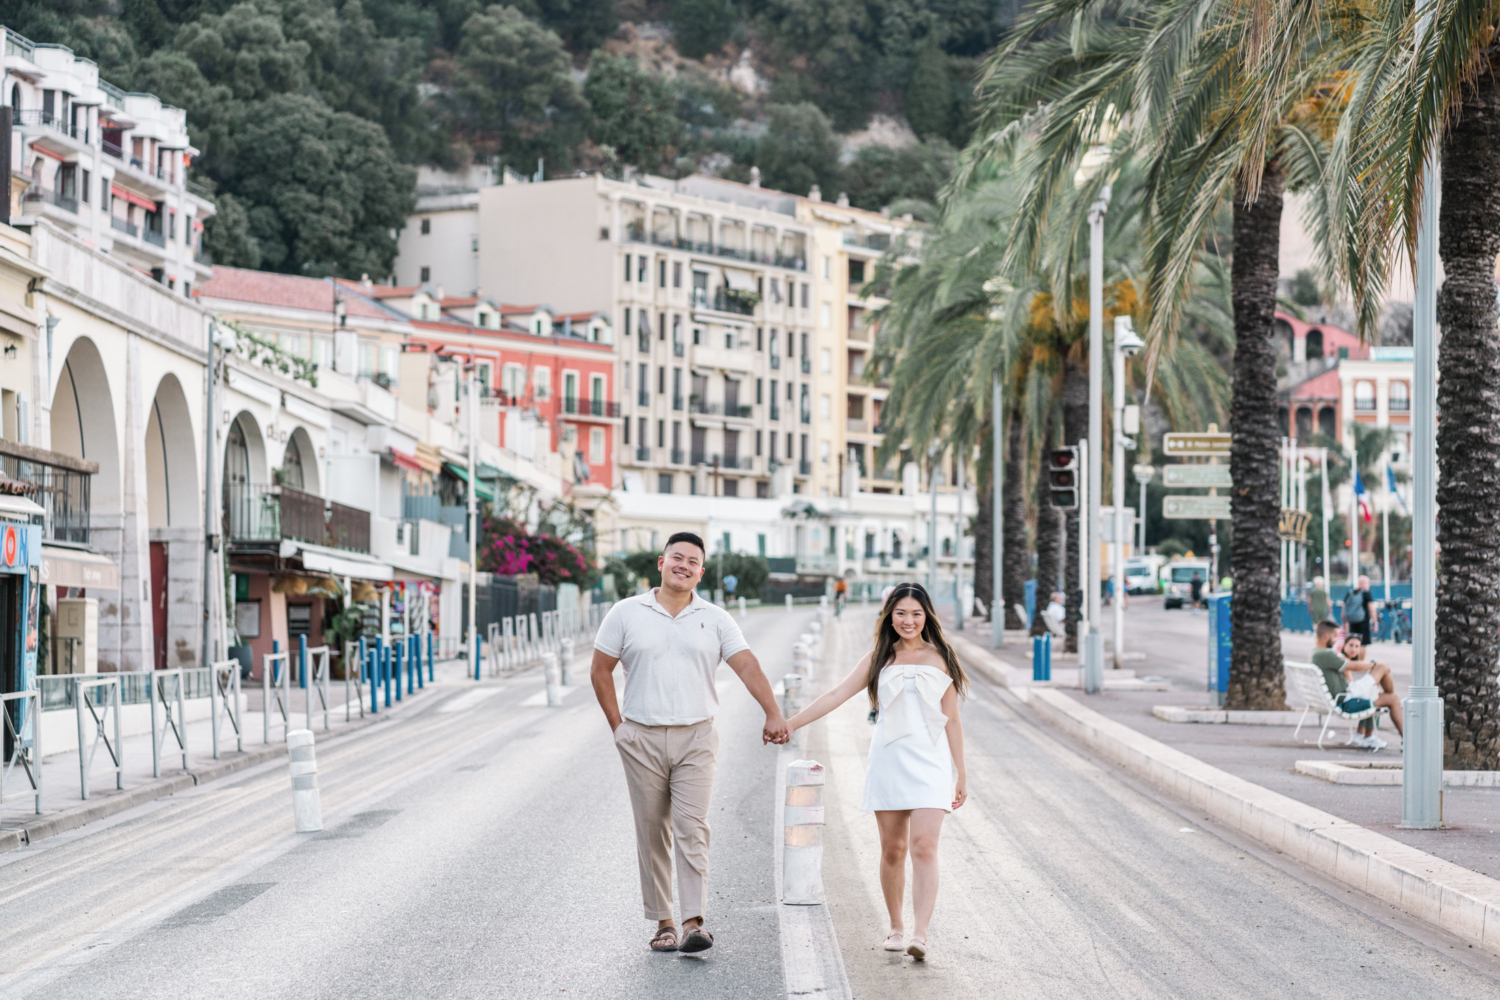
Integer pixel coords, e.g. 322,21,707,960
1310,620,1402,749
833,575,848,616
1307,575,1330,625
1043,590,1067,637
591,532,791,955
1189,572,1204,613
1343,574,1376,646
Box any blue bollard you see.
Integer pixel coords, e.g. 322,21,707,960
1032,633,1052,682
272,639,281,684
474,634,483,682
299,634,308,690
413,636,424,689
381,640,392,708
405,638,415,695
393,642,404,701
427,633,434,683
368,650,379,714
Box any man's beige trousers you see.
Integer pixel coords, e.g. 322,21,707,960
613,717,718,922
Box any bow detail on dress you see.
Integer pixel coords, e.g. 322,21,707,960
877,663,952,746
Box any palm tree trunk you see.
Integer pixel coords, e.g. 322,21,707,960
975,421,994,620
1063,356,1087,653
1032,408,1062,636
1225,163,1288,711
1436,65,1500,770
1004,405,1029,629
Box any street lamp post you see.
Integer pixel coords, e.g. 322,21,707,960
992,372,1005,648
1083,180,1110,688
1403,0,1442,831
1111,317,1144,669
1133,464,1154,555
467,372,479,681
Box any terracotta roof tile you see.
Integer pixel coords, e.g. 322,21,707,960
198,266,392,320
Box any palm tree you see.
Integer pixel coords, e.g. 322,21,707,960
965,0,1334,708
1306,1,1500,769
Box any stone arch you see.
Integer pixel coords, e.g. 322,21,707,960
50,337,121,525
223,411,269,540
145,374,201,529
281,426,320,496
1305,328,1324,360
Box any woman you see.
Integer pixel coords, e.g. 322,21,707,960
786,583,968,961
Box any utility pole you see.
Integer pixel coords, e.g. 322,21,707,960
928,448,940,594
467,371,479,680
955,455,965,629
1404,0,1442,825
1084,182,1110,686
1111,317,1142,669
202,324,220,671
992,372,1004,648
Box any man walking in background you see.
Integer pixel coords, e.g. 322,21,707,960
1343,575,1376,647
1307,575,1330,625
591,531,790,955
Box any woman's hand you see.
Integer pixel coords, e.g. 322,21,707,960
952,773,967,810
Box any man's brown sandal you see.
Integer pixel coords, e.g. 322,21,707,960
680,926,714,953
650,926,679,952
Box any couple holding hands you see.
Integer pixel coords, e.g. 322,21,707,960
590,532,968,961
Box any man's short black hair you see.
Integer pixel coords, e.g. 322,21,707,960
664,531,706,558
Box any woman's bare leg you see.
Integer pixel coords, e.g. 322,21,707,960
874,810,911,933
908,809,946,941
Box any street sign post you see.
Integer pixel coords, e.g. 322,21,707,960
1163,432,1232,457
1163,465,1233,488
1163,495,1232,520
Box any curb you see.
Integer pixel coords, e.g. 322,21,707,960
1152,705,1307,725
1023,685,1500,954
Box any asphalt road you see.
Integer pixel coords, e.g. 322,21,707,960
809,609,1500,999
0,607,820,1000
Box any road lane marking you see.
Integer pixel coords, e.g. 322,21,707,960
438,688,507,713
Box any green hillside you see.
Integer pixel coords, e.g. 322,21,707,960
2,0,1028,276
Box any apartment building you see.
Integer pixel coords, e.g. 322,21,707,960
2,28,214,294
471,173,828,500
393,165,493,295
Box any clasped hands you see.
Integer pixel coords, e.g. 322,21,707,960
763,713,792,745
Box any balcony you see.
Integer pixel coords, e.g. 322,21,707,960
689,398,753,419
800,357,812,374
769,353,781,370
195,247,213,266
623,228,807,271
797,460,813,476
770,404,781,421
847,417,868,434
143,228,166,248
669,449,686,464
637,389,649,407
562,397,621,418
14,109,80,141
110,215,138,238
225,484,370,553
672,395,684,411
698,454,755,471
102,139,124,159
1,447,93,545
673,340,685,358
22,186,77,215
635,446,651,462
843,232,892,252
800,409,811,425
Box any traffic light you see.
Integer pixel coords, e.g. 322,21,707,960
1048,447,1080,510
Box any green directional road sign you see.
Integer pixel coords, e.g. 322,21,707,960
1163,465,1233,488
1162,495,1232,519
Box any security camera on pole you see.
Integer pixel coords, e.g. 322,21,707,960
1111,317,1144,669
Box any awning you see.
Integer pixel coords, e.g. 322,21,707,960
722,268,756,291
110,184,158,211
443,463,496,501
40,546,120,590
388,448,425,474
280,542,395,582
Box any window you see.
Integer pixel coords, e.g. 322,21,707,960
801,333,810,357
591,374,606,406
693,326,702,346
673,261,683,288
658,313,666,340
693,270,709,305
623,307,631,338
755,430,763,456
564,371,579,406
638,255,647,283
624,254,631,281
420,218,431,235
658,473,673,493
590,427,605,464
476,363,491,393
657,419,665,446
770,278,782,304
638,417,648,446
786,332,794,358
1354,380,1376,411
673,368,683,409
822,255,831,279
801,283,810,308
820,348,831,373
623,419,630,445
471,235,479,253
756,378,763,404
420,266,431,283
821,302,832,328
723,479,739,497
820,394,831,420
658,366,666,393
534,367,551,399
758,533,767,555
786,432,794,459
1389,381,1410,412
81,168,90,204
503,364,527,398
659,259,667,287
756,327,763,351
821,440,830,465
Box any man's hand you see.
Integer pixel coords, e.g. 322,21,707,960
763,712,791,745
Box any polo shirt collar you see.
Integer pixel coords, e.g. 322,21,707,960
646,587,711,619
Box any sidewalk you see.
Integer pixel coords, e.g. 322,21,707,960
0,656,475,854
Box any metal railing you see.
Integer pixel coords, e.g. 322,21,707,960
637,388,649,406
689,399,754,418
263,652,291,744
195,247,214,266
769,354,782,370
143,228,166,248
670,448,686,464
673,341,685,358
149,668,190,778
485,603,609,677
22,185,78,214
110,216,138,238
624,228,807,271
1,454,92,544
210,661,243,759
635,446,651,461
102,139,124,159
13,109,80,139
562,397,621,417
798,460,813,475
1,690,42,820
800,357,812,374
71,675,122,800
225,483,371,553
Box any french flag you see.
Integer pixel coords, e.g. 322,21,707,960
1354,468,1373,523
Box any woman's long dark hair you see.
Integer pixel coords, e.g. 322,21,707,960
866,582,969,707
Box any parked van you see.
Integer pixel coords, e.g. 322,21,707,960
1161,559,1212,609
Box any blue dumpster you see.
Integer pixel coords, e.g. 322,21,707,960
1206,593,1232,707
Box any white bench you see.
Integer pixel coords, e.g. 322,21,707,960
1285,660,1388,750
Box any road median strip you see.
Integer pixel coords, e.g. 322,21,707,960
949,633,1500,955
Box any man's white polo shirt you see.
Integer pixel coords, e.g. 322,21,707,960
594,588,750,726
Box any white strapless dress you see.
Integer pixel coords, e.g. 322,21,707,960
860,662,955,812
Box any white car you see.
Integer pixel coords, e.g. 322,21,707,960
1123,558,1160,595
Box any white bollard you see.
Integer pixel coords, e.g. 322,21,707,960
543,651,562,707
781,672,803,720
792,641,811,677
819,594,828,609
783,759,826,904
786,594,793,611
559,638,574,686
739,596,747,617
287,729,323,832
